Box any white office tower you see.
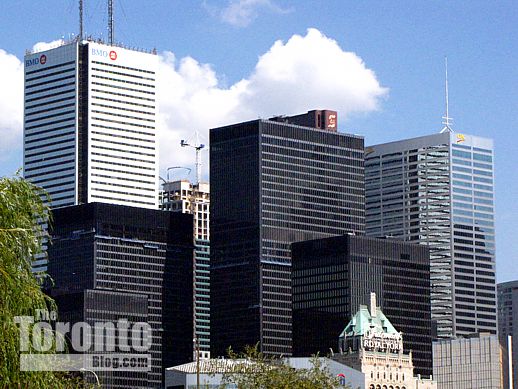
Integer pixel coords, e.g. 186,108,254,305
23,40,158,210
365,132,496,339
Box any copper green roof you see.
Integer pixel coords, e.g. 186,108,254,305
339,304,398,339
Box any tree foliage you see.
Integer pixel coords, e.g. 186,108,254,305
220,344,348,389
0,175,85,388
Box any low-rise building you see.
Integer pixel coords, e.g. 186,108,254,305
432,332,503,389
165,357,365,389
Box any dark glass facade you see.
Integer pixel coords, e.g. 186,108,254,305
292,235,432,377
210,116,364,357
47,203,193,389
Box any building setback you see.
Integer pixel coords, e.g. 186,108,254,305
498,280,518,389
292,234,432,377
210,110,365,356
365,132,496,339
46,203,193,389
161,180,211,357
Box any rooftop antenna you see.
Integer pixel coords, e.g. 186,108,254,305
440,56,453,133
79,0,83,40
108,0,114,45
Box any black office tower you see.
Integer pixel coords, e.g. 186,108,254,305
210,110,365,356
292,235,432,377
47,203,193,389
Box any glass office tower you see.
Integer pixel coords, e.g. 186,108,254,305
210,110,365,356
365,132,496,339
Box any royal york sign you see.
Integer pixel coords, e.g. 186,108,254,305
362,330,403,352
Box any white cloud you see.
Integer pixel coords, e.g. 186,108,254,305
31,39,64,54
157,28,388,181
0,49,23,164
219,0,292,27
0,29,387,182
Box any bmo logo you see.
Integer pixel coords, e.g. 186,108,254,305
91,48,117,61
25,54,47,67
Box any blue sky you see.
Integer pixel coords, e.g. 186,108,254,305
0,0,516,281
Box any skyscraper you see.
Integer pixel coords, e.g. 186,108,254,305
292,234,432,376
161,180,211,357
365,132,496,338
47,203,193,389
23,39,158,210
210,110,365,356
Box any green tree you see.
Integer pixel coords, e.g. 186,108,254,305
219,344,348,389
0,175,85,388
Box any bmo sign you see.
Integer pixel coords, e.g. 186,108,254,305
91,48,117,60
25,54,47,67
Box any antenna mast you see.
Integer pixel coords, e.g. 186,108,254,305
79,0,83,40
441,57,453,133
108,0,114,45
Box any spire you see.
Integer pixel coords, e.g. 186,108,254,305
441,56,453,133
79,0,83,40
108,0,114,45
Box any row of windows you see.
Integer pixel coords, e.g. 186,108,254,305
25,81,75,96
452,158,492,170
25,164,75,179
91,124,155,140
453,187,493,199
25,73,75,90
453,165,493,176
25,135,74,151
92,143,155,157
91,180,155,192
91,190,155,206
25,151,75,166
25,143,74,158
92,88,155,104
25,108,75,124
26,95,75,111
25,125,74,141
90,165,155,178
92,81,155,96
91,109,155,124
25,115,75,131
25,87,75,104
91,158,155,171
92,115,155,130
91,137,154,151
452,173,493,184
91,151,155,165
26,66,75,83
26,157,74,175
91,74,154,89
26,60,75,76
92,94,155,110
91,66,155,81
92,102,154,117
91,60,155,75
